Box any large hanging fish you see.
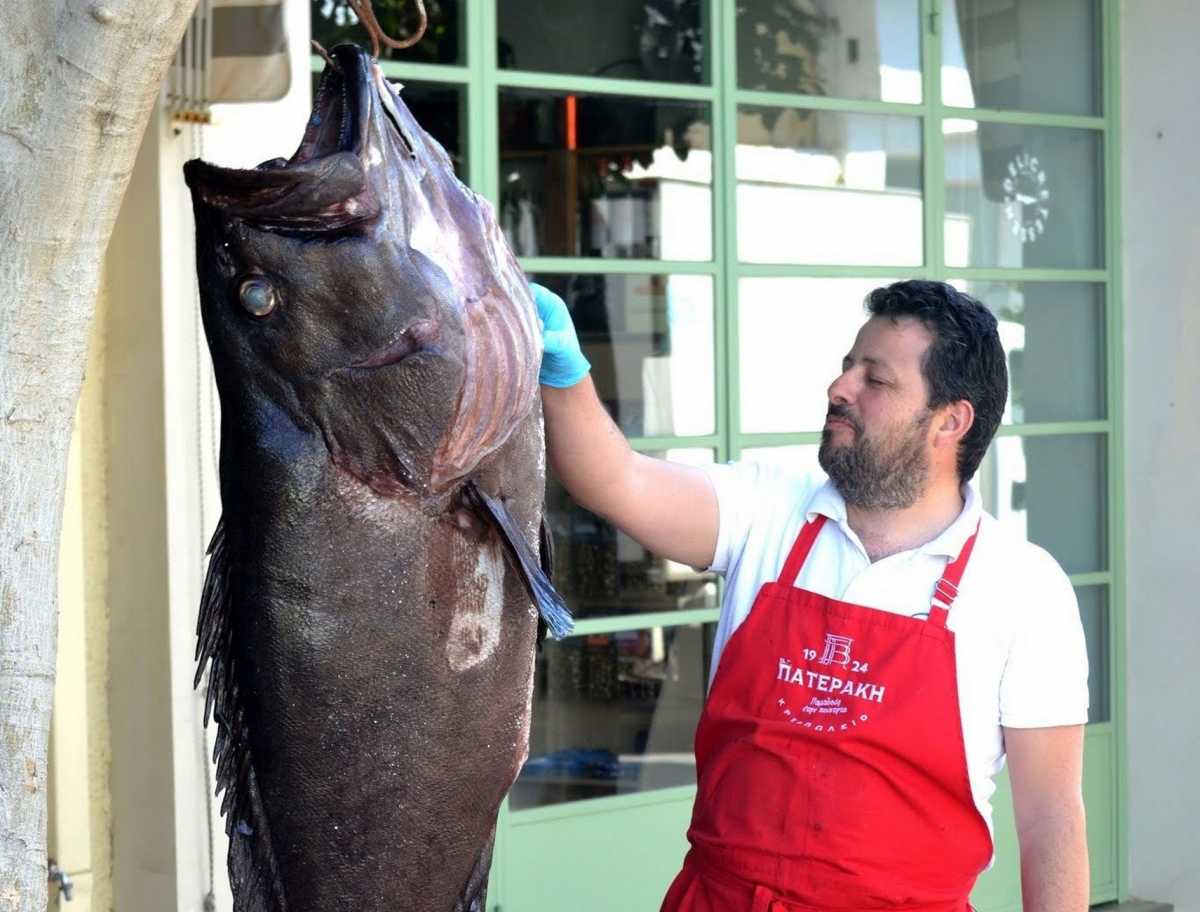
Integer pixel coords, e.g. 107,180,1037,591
183,40,570,912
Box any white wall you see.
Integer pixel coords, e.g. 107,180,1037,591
1121,3,1200,909
105,109,181,912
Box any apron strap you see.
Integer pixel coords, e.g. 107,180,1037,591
778,515,828,586
781,515,982,626
927,518,982,628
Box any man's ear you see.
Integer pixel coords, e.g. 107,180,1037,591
934,400,975,449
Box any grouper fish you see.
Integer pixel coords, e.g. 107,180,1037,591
183,42,570,912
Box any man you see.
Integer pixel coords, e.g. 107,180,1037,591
534,279,1089,912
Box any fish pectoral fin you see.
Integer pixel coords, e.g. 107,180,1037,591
463,481,573,640
538,515,555,580
536,518,556,644
453,825,496,912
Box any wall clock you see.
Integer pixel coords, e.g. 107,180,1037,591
1002,151,1051,243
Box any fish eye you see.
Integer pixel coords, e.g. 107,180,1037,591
238,276,279,318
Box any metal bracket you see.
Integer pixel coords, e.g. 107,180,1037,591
168,0,215,125
47,858,74,902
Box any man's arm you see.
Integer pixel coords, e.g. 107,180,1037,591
541,379,718,569
534,284,719,569
1003,724,1089,912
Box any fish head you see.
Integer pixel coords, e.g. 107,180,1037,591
184,44,540,498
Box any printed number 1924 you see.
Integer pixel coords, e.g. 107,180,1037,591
802,648,868,673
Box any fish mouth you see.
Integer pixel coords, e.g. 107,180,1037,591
182,44,380,230
291,44,373,166
350,319,442,369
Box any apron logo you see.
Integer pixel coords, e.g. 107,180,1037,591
818,633,854,667
775,657,887,704
773,635,887,732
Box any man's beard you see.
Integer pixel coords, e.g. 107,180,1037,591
818,408,932,510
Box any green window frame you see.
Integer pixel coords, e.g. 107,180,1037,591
311,2,1125,907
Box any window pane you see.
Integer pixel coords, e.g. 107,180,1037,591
512,622,714,809
980,434,1107,575
737,107,923,266
944,121,1103,269
956,282,1106,424
1076,585,1109,723
499,91,712,260
738,277,887,434
310,0,462,65
942,0,1101,116
532,274,715,438
498,0,707,84
739,278,1105,432
545,450,718,621
737,0,921,103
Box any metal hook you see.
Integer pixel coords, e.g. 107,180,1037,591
346,0,428,60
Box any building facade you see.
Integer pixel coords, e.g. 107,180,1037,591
42,1,1200,910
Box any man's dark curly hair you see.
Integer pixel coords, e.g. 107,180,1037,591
865,280,1008,484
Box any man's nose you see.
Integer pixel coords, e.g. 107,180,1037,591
828,370,854,405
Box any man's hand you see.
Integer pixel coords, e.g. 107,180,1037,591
532,283,591,388
1004,724,1089,912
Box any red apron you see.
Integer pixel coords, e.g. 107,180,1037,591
662,515,993,912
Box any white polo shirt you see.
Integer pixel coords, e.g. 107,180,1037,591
703,461,1089,836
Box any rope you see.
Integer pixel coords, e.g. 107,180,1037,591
310,39,339,71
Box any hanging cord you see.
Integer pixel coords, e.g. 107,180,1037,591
190,118,219,912
346,0,428,59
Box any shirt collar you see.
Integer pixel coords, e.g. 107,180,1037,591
806,478,982,559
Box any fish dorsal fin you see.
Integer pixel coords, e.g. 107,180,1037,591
464,482,573,639
195,519,288,912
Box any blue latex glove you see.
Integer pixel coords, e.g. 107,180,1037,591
531,283,591,388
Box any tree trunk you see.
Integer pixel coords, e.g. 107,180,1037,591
0,3,198,908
